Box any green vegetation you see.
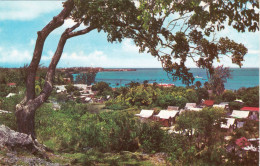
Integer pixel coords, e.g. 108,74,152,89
1,82,259,165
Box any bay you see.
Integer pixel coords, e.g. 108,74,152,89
94,68,259,90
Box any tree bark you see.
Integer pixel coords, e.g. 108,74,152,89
16,6,96,139
15,0,74,140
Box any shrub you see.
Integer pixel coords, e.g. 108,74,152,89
222,90,236,102
229,101,242,111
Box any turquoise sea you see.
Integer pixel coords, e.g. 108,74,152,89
95,68,259,90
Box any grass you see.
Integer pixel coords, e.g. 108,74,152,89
48,150,168,166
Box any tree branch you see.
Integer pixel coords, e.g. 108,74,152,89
25,0,74,102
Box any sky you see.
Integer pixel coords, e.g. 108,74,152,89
0,1,259,68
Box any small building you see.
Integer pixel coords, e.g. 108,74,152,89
6,93,16,98
167,106,179,111
221,118,236,132
234,99,244,104
184,103,196,110
63,78,71,84
240,107,259,120
7,83,16,87
230,110,250,119
213,104,226,109
135,110,154,119
203,100,214,107
154,110,179,127
52,103,61,110
0,110,12,114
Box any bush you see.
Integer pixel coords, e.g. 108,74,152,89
229,101,242,111
222,90,236,102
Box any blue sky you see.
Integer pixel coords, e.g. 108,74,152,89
0,1,259,68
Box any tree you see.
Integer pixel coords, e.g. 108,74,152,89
15,0,141,139
86,69,98,86
195,81,202,89
196,88,209,103
209,66,232,95
132,0,258,85
16,0,258,140
222,90,236,102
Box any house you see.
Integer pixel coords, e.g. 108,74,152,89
234,99,244,104
55,85,67,93
52,103,61,110
221,118,236,132
167,106,179,111
135,110,154,119
230,110,250,119
0,110,12,114
184,103,196,110
240,107,259,120
158,83,175,87
213,104,226,109
7,83,16,87
6,93,16,98
63,78,71,84
179,107,202,114
85,97,93,103
154,110,179,127
202,100,214,107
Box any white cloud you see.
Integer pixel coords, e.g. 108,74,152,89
52,19,86,35
29,39,35,46
0,1,63,21
248,49,260,55
59,50,108,67
0,47,32,63
121,39,139,53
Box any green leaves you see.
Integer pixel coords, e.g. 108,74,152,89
70,0,258,84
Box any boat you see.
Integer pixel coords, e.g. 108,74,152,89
195,76,203,79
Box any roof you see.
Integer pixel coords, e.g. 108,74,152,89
203,100,214,106
236,137,251,148
154,110,178,119
135,110,154,118
234,99,243,103
221,118,236,129
213,104,226,109
241,107,259,112
185,103,196,108
230,110,250,119
7,83,16,86
189,107,203,111
6,93,16,98
167,106,179,110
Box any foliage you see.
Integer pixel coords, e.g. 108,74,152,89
65,84,78,94
35,103,168,153
196,87,209,103
75,69,97,85
92,82,113,97
240,86,259,107
134,0,257,84
222,90,236,102
228,102,242,112
209,66,232,95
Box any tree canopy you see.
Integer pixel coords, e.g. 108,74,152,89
70,0,258,85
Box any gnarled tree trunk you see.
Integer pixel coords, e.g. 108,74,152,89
15,0,74,140
15,0,96,140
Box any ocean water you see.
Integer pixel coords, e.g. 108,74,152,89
94,68,259,90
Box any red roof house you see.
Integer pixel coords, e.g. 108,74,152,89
240,107,259,112
7,83,16,87
203,100,214,107
236,137,251,148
